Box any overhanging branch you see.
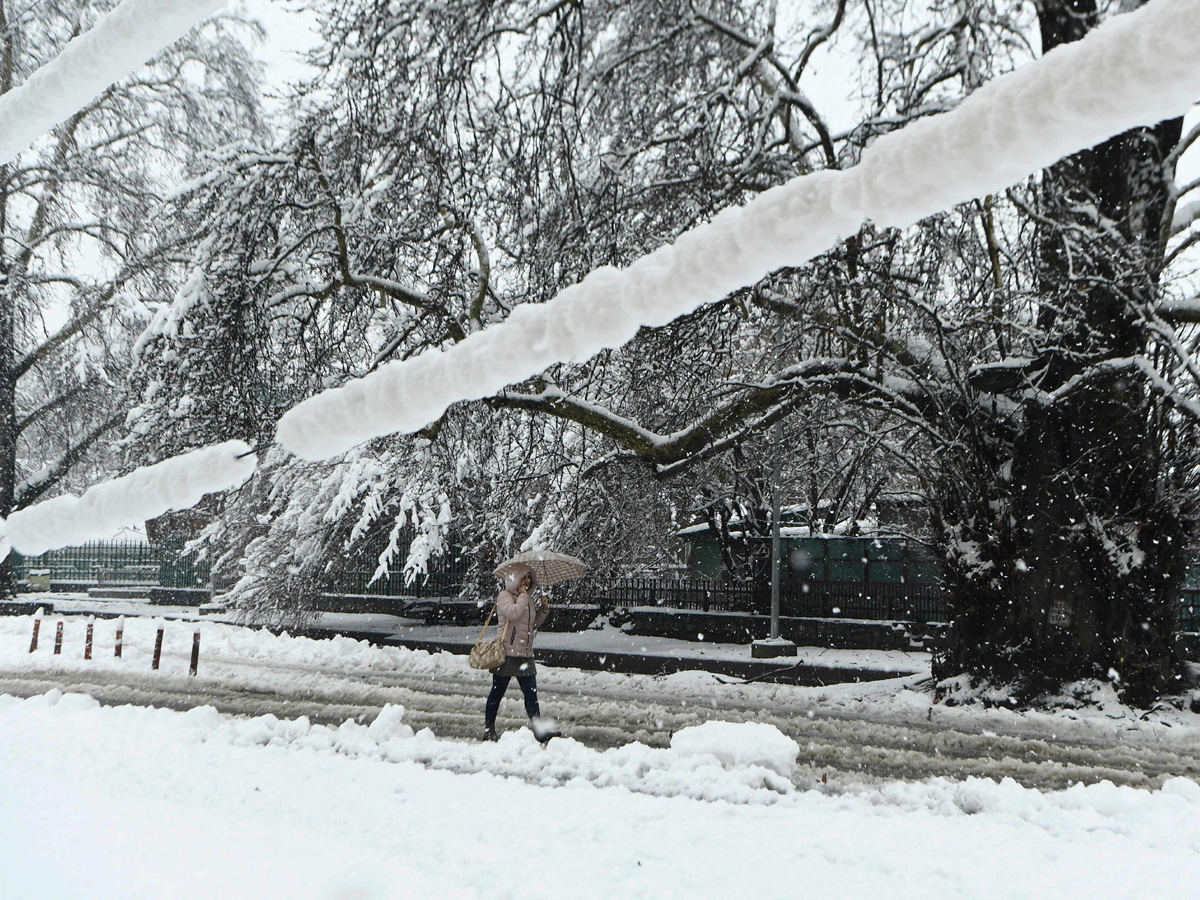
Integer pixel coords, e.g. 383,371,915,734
489,358,927,475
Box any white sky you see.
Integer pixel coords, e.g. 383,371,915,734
235,0,322,116
238,1,1196,177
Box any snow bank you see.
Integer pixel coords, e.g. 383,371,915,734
670,720,799,778
276,0,1200,459
4,441,256,555
0,0,225,165
5,688,1200,900
161,702,802,803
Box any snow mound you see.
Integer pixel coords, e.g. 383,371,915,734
670,721,799,779
367,704,415,741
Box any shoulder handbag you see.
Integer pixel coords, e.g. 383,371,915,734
469,603,510,670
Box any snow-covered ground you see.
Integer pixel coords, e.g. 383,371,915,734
8,593,929,674
4,609,1200,898
3,691,1200,898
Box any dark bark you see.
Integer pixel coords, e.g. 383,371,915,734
0,170,15,598
934,0,1193,704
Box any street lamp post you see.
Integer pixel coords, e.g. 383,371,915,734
752,420,797,659
770,425,782,641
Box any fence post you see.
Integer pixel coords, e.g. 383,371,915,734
152,627,164,670
53,622,64,655
189,630,200,677
84,620,94,660
114,617,124,657
29,614,41,653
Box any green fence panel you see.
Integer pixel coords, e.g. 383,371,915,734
869,560,905,583
866,540,904,560
828,560,864,582
827,540,863,561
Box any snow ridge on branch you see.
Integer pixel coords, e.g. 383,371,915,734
3,441,257,557
0,0,225,165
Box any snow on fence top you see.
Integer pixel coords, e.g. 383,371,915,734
3,441,257,557
275,0,1200,461
0,0,225,166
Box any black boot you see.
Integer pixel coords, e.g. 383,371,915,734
531,717,561,743
483,723,498,742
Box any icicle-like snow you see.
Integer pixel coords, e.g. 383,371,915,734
0,0,225,165
275,0,1200,461
4,441,257,556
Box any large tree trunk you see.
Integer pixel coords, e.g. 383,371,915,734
934,0,1193,704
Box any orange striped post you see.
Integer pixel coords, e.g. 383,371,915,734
189,630,200,677
29,617,40,653
53,622,64,655
114,618,124,658
84,621,94,660
152,627,164,670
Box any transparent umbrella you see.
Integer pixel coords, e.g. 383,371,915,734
493,549,586,587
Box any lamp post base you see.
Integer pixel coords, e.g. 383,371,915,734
750,638,798,659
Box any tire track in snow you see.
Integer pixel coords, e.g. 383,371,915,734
3,664,1197,792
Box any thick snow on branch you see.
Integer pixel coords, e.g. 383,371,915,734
4,441,256,556
0,0,226,166
276,0,1200,461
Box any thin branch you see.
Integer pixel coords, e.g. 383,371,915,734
14,411,125,509
793,0,847,81
16,383,92,434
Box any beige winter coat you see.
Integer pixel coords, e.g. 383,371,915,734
496,564,549,658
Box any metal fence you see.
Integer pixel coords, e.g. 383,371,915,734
1181,590,1200,632
10,541,467,598
605,577,1200,628
332,569,467,599
11,540,213,589
602,577,949,622
11,541,1200,630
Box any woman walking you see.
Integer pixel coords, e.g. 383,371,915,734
484,563,557,742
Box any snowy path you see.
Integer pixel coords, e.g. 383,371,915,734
4,611,1200,793
3,656,1196,792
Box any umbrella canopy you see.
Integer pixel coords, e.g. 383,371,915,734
493,549,586,587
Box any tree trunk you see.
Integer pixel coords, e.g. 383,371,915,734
934,0,1192,704
0,213,15,600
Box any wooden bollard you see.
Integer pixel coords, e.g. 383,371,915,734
84,621,94,660
114,618,124,658
189,630,200,677
152,627,164,670
29,617,40,653
53,622,64,655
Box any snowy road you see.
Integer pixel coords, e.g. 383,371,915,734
7,614,1200,899
3,655,1196,792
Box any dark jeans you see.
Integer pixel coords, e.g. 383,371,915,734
485,672,539,725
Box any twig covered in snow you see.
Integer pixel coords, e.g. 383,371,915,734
3,441,258,556
0,0,225,165
275,0,1200,460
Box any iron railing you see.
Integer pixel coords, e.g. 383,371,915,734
332,569,467,599
604,578,1200,628
12,541,175,585
11,541,1200,630
10,540,466,598
601,577,949,622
